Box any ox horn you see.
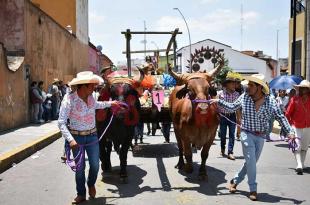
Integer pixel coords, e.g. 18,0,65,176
206,53,225,80
168,64,189,85
135,66,145,85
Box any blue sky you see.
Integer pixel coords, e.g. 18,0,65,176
89,0,290,63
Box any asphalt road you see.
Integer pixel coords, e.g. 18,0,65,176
0,128,309,205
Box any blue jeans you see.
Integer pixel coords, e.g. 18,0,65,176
233,131,265,192
266,116,275,140
72,134,99,197
219,114,237,154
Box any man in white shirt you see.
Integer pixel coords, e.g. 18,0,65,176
58,71,118,204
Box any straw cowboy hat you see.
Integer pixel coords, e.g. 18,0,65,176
100,64,113,74
53,78,60,83
69,71,104,86
243,74,270,94
293,80,310,89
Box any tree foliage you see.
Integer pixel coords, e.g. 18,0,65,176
213,59,232,85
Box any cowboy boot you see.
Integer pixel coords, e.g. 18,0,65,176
249,191,258,201
228,179,237,193
88,186,96,198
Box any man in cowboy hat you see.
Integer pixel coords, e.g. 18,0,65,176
218,72,240,160
58,71,119,204
210,74,295,201
48,78,61,120
286,80,310,175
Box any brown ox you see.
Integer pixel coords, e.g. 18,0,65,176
169,60,224,180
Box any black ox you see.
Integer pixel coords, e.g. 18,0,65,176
96,70,144,183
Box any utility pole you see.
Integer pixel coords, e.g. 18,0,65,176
276,29,279,76
276,29,279,61
292,0,297,75
173,8,192,72
307,0,310,80
144,20,147,59
240,4,244,51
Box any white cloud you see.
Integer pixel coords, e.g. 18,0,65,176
89,12,105,24
156,9,259,34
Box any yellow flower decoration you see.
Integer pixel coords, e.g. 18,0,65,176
226,71,242,80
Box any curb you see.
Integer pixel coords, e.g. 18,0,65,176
0,130,61,173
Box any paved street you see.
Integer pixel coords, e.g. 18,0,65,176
0,128,309,205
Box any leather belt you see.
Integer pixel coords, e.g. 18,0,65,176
70,127,97,136
242,129,266,136
221,112,236,117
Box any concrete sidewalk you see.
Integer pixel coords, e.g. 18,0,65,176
0,121,61,173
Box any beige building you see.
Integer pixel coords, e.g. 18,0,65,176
288,0,306,77
31,0,89,44
0,0,89,131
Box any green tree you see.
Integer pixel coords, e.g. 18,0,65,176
213,59,232,85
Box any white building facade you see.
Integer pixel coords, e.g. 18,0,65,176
176,39,275,82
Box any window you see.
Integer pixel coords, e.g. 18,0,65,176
292,40,302,76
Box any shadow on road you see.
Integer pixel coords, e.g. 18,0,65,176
218,190,305,204
102,165,154,198
79,197,109,205
274,143,289,148
132,142,179,158
176,162,227,195
102,143,228,199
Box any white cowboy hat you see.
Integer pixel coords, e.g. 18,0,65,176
243,74,269,94
69,71,104,86
293,80,310,89
53,78,60,83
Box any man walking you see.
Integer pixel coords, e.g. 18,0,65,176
211,74,295,201
286,80,310,175
58,71,118,204
30,81,43,123
218,72,240,160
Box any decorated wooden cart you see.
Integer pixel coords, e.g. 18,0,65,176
139,75,173,123
121,28,181,123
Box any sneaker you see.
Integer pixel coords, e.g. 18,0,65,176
228,179,237,193
72,195,86,204
249,191,257,201
88,186,96,198
227,154,236,160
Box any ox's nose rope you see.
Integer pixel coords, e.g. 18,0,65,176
65,102,129,172
216,108,300,153
192,99,212,104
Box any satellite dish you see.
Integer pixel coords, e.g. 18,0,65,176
96,45,103,51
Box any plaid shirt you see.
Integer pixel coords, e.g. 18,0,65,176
218,89,240,114
218,93,294,134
